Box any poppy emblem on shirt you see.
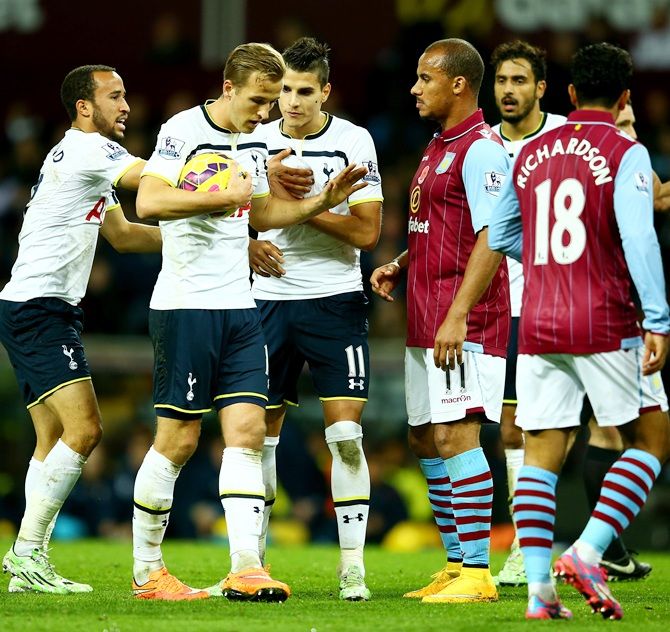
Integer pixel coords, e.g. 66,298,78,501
417,165,430,185
435,151,456,174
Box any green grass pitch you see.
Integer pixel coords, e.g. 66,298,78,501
0,539,668,631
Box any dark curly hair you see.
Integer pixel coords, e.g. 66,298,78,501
60,64,116,121
571,43,632,107
283,37,331,87
490,40,547,83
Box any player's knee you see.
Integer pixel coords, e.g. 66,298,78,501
500,422,523,449
70,419,102,456
154,422,201,464
179,435,200,461
407,424,438,458
632,428,670,463
325,421,364,470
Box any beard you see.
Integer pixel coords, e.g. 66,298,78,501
92,106,122,141
500,98,536,125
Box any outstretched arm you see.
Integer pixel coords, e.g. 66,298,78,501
136,164,252,221
250,163,368,232
100,205,162,253
307,201,382,251
116,161,146,191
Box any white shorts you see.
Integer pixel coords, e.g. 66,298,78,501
515,348,668,431
405,347,506,426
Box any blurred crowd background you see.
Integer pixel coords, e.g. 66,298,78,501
1,0,670,553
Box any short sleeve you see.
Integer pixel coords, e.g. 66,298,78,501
86,135,142,187
462,138,511,233
346,128,383,206
142,118,191,187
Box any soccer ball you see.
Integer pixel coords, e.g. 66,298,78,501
178,152,235,192
280,154,310,171
281,154,315,197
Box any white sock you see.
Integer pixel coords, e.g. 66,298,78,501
528,581,557,602
24,457,42,499
219,447,264,573
259,436,279,564
15,440,85,556
340,547,365,578
505,448,525,500
132,446,182,583
24,457,59,548
571,540,601,565
505,447,525,546
325,421,369,573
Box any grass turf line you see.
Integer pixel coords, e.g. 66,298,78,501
0,539,668,631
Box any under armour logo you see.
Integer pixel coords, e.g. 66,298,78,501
253,506,261,514
343,513,364,523
348,378,364,390
323,164,334,184
62,345,78,370
186,372,197,401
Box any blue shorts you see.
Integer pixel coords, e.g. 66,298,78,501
0,298,91,408
149,308,268,420
256,291,370,408
503,316,519,405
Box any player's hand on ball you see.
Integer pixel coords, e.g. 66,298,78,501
218,162,252,212
249,239,285,277
268,148,314,200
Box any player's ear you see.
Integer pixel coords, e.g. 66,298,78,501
321,82,331,103
223,79,235,100
568,84,578,108
536,79,547,100
617,89,631,112
453,75,466,95
75,98,92,120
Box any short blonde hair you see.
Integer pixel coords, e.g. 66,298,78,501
224,42,285,86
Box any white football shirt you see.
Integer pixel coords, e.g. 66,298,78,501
143,102,270,310
0,129,141,305
252,113,383,300
492,112,566,317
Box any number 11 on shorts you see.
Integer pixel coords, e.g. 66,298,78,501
445,362,466,392
345,345,365,378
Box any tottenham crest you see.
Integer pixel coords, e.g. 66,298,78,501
62,345,78,370
186,372,197,401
